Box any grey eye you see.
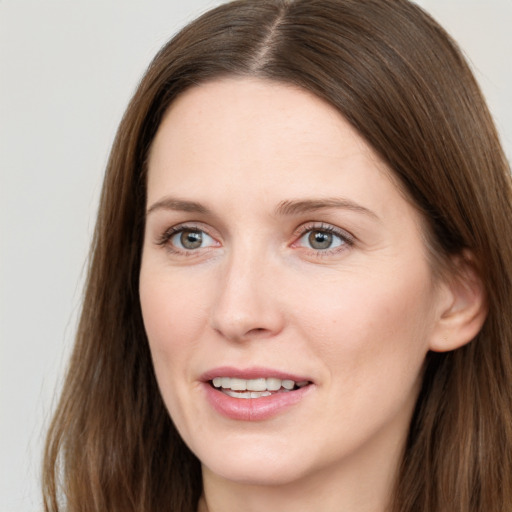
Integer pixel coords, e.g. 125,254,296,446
171,229,215,250
308,231,334,250
181,230,203,249
298,229,345,251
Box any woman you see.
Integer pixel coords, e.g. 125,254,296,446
42,0,512,511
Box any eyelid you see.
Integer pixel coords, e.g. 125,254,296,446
291,222,355,251
155,222,221,252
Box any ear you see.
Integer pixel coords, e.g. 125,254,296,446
429,252,488,352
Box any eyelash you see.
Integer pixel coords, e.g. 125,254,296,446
155,222,355,257
156,223,217,256
292,222,355,256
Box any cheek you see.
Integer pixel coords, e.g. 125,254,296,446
285,266,435,456
139,266,210,356
139,266,211,425
293,262,436,383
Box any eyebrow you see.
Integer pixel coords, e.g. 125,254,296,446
275,198,379,220
146,196,379,220
146,198,212,216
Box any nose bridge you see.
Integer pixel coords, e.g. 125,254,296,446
210,236,283,341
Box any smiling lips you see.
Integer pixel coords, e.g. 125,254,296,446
211,377,310,399
202,370,313,421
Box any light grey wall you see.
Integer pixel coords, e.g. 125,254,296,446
1,1,511,510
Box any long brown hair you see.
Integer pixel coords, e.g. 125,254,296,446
43,1,512,511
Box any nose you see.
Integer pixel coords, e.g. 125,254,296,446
209,247,285,342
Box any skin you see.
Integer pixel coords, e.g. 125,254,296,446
139,78,475,512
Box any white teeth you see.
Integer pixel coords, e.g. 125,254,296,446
252,391,272,398
211,376,310,393
248,378,267,391
266,377,282,391
224,390,272,399
225,390,251,399
230,378,247,391
282,379,295,390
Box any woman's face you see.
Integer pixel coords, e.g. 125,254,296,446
140,78,447,489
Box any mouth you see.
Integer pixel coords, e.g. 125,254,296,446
210,376,311,399
201,367,314,420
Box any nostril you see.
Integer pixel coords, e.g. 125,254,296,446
244,327,271,338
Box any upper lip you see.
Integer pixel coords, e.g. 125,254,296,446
200,366,313,383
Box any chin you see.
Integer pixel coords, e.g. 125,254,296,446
196,442,312,487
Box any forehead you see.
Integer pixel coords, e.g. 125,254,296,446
147,78,390,197
151,78,372,152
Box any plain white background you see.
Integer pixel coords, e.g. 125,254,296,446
1,1,511,510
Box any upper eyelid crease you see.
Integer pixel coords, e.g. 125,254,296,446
295,223,355,245
295,221,352,236
156,223,210,242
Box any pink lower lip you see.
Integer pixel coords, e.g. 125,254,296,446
202,382,313,421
